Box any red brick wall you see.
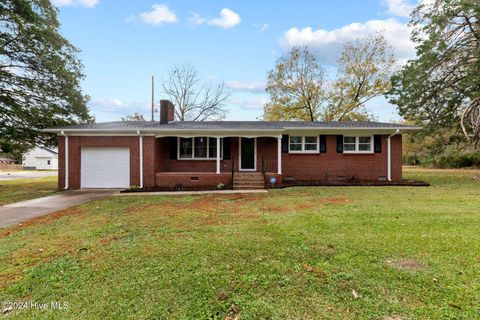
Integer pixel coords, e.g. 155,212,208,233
154,135,402,181
58,134,402,190
155,172,231,190
58,135,157,190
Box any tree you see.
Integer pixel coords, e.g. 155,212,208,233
0,0,92,154
121,112,146,121
264,35,396,121
388,0,480,147
264,47,326,121
325,34,396,121
162,63,229,121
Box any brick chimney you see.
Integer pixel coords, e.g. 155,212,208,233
160,100,175,123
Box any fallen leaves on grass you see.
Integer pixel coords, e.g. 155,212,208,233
352,289,359,299
303,263,327,278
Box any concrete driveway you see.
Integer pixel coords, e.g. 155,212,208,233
0,171,58,181
0,190,118,228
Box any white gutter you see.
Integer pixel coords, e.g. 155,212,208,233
61,131,69,190
387,129,400,181
137,130,143,188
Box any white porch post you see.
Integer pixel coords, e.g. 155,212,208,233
216,137,221,174
277,137,282,175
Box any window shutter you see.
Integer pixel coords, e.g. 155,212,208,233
223,137,231,160
374,135,382,153
169,137,177,159
319,135,327,153
336,135,343,153
281,135,289,153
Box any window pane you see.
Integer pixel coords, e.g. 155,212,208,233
305,136,317,144
194,137,207,158
359,143,371,151
344,144,356,151
208,138,222,158
290,143,302,151
344,136,355,143
289,136,302,144
359,136,371,144
305,144,317,151
179,138,192,158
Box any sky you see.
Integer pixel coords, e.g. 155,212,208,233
53,0,419,123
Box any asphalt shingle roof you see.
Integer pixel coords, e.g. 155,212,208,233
49,121,418,131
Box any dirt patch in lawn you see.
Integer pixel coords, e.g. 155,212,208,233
387,258,426,271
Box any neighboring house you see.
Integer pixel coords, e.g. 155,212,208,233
45,100,420,190
0,157,17,164
22,147,58,170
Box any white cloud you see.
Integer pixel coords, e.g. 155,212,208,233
52,0,98,8
89,98,149,113
192,8,241,29
209,8,241,29
139,4,177,26
280,18,415,64
231,96,268,110
226,81,265,93
382,0,416,17
189,12,206,25
253,23,269,32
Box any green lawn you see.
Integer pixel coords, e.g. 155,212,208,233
0,168,479,319
0,176,58,205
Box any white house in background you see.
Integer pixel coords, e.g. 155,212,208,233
22,147,58,170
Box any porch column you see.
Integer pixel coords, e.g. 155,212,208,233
277,137,282,175
216,137,221,174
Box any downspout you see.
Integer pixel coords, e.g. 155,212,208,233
61,131,69,190
138,130,143,188
387,129,400,181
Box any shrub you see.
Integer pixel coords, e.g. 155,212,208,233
217,183,225,190
434,151,480,168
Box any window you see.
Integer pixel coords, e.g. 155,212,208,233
194,137,207,158
178,137,223,160
47,160,51,165
289,136,302,151
179,138,193,159
343,136,373,153
289,136,318,153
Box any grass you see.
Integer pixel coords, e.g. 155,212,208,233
0,167,479,319
0,176,58,205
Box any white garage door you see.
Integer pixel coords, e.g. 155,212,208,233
81,148,130,188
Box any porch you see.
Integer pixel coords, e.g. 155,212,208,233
154,136,283,190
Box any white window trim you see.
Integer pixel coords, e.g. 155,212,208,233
288,136,319,153
343,135,374,154
177,137,223,160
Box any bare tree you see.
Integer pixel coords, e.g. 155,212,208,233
121,113,146,121
162,63,229,121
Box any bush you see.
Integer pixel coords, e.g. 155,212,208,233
216,183,225,190
434,151,480,168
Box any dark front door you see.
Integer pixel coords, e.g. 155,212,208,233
240,137,256,171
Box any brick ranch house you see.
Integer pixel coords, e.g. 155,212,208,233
45,100,420,190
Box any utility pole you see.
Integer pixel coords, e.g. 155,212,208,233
151,76,155,121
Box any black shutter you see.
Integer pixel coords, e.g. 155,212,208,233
281,135,289,153
336,135,343,153
374,135,382,153
319,135,327,153
169,137,177,159
223,137,231,160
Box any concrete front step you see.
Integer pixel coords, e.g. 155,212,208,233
233,186,265,190
233,172,264,190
